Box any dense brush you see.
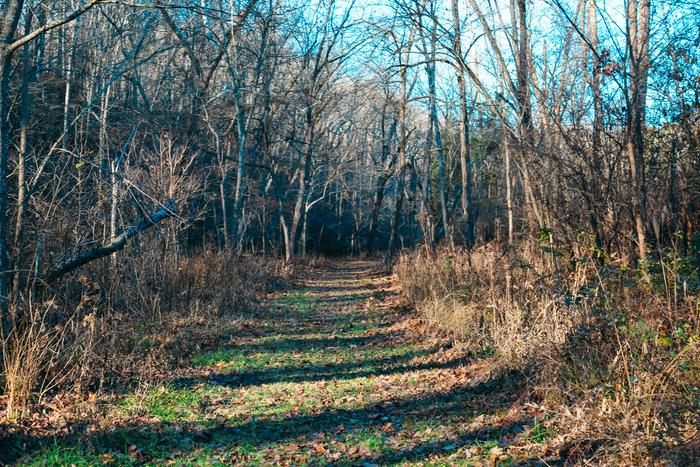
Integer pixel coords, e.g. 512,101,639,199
395,242,700,459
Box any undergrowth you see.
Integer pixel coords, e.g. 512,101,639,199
395,240,700,462
1,250,288,420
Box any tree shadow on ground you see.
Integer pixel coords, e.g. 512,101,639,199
346,415,555,466
1,371,525,465
313,291,374,305
176,345,467,389
236,307,394,339
220,334,390,354
301,283,381,294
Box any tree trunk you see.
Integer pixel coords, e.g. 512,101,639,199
451,0,475,247
367,114,397,253
385,66,409,264
279,200,292,263
290,102,314,256
45,200,176,281
0,54,13,321
513,0,541,235
219,175,230,249
0,0,24,322
626,0,651,265
504,134,514,246
12,14,32,304
427,15,448,244
62,17,78,151
110,160,119,268
230,89,247,250
588,0,605,249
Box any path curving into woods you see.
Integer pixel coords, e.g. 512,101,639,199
9,260,559,465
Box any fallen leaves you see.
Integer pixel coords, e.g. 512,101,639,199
128,444,143,459
5,262,556,467
313,443,326,454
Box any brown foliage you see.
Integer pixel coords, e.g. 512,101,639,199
1,249,285,419
395,242,700,459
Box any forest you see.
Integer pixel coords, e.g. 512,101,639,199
0,0,698,464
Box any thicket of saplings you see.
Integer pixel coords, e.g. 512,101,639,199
396,229,699,458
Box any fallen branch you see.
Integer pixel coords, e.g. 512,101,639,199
44,199,176,281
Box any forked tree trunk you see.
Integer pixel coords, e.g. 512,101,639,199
291,104,314,256
367,114,396,253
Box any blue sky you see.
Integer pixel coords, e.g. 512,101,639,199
300,0,699,125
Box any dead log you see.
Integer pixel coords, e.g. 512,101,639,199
44,199,176,281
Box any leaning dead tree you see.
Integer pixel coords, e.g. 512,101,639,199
44,199,176,281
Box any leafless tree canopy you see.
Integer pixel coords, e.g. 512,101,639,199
0,0,697,290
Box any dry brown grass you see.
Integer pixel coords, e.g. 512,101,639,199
395,242,700,461
2,304,63,419
1,249,286,420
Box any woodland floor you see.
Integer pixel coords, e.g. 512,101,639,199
3,260,563,466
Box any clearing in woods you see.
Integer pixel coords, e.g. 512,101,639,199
11,260,555,465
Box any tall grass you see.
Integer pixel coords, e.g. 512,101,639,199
1,249,285,420
395,241,699,457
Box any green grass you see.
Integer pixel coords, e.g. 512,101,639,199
192,349,275,370
24,445,102,467
10,265,537,466
117,385,213,423
357,432,388,452
526,417,554,444
271,289,317,314
192,341,429,376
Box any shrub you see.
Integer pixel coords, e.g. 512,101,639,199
395,242,700,456
1,249,283,419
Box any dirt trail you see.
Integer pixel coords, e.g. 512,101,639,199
8,260,553,465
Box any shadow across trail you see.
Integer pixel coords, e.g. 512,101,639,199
3,371,526,464
217,334,388,354
2,260,541,465
176,347,469,389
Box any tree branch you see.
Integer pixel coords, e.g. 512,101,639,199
8,0,104,53
44,199,176,281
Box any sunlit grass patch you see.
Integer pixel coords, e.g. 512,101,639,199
116,384,217,423
192,342,429,377
271,289,318,314
192,349,275,370
24,445,103,467
23,437,234,466
356,432,388,453
209,360,426,420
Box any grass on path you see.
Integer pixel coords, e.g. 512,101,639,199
7,261,553,466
